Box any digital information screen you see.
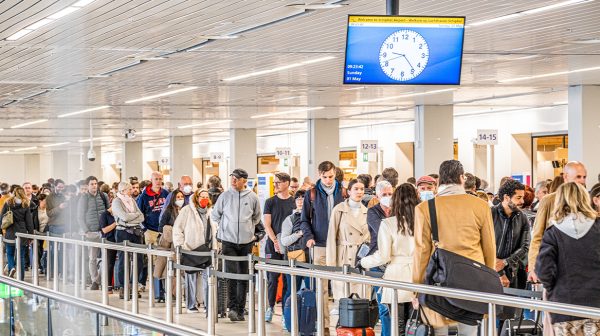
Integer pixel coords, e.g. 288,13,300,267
344,15,465,85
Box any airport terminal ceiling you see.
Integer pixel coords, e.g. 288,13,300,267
0,0,599,153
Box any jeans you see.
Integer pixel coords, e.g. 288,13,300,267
185,272,203,309
115,230,143,288
375,286,391,336
6,244,26,280
221,241,254,314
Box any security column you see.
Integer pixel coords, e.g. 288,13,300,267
230,128,257,177
308,118,339,178
123,141,143,182
568,85,600,175
170,136,193,180
414,105,454,178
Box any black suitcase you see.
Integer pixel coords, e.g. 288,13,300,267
499,286,543,336
339,293,370,328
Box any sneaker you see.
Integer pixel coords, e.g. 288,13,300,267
107,286,113,294
8,268,16,279
228,310,240,322
235,311,245,321
265,307,274,323
90,282,100,290
119,288,125,299
186,307,199,313
138,284,146,292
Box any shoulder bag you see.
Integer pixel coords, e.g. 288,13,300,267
1,207,13,230
406,307,434,336
418,198,503,325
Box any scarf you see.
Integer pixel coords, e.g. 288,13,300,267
321,182,336,219
437,184,466,197
116,192,136,213
196,206,208,226
348,199,362,217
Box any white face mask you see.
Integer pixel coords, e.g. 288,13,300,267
182,185,193,195
420,191,435,202
379,196,392,208
175,199,185,208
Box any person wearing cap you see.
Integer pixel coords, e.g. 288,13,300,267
416,175,437,202
211,168,265,322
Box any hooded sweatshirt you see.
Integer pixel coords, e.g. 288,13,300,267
536,215,600,323
210,188,262,245
136,185,169,232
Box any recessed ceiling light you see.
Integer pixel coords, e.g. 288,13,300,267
47,6,80,20
58,105,110,118
137,129,166,135
125,87,198,104
78,137,111,143
251,106,324,119
567,38,600,44
10,119,48,129
351,88,457,105
223,56,335,81
469,0,594,27
13,146,38,152
197,35,240,40
42,142,70,148
177,120,232,129
6,29,33,41
500,65,600,83
287,3,345,10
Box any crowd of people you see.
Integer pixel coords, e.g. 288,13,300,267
1,159,599,336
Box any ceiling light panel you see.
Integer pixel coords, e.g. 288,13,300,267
125,87,198,104
58,105,110,118
42,142,70,148
177,120,232,129
10,119,48,129
351,88,457,105
223,56,335,81
251,106,325,119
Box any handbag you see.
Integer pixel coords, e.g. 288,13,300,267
1,208,13,230
180,217,213,273
419,198,504,325
407,307,434,336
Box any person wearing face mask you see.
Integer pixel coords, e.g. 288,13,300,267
492,179,530,293
173,189,213,313
416,175,437,202
154,189,186,299
1,187,33,279
364,180,394,336
112,182,145,300
159,175,193,222
326,179,370,302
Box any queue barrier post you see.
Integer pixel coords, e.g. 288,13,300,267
166,258,173,323
289,258,298,336
32,236,39,286
175,246,182,315
248,253,255,334
147,244,154,308
15,236,22,281
123,240,130,302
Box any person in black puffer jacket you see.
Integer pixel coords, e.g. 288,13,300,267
1,187,33,280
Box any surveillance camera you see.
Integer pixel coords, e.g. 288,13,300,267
87,148,96,161
124,128,136,140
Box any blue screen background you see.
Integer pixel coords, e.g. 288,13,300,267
344,25,464,85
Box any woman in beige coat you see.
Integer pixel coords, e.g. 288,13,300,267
360,183,418,336
326,178,370,301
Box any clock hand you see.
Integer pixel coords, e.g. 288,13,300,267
391,52,405,57
401,55,415,70
386,55,404,62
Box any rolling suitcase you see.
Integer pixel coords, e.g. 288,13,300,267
336,327,375,336
500,286,543,336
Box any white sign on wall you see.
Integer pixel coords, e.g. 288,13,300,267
210,152,224,163
275,147,292,159
360,140,378,153
476,129,498,145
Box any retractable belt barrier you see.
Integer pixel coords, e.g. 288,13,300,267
5,233,586,336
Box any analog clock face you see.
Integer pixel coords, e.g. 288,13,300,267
378,30,429,81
